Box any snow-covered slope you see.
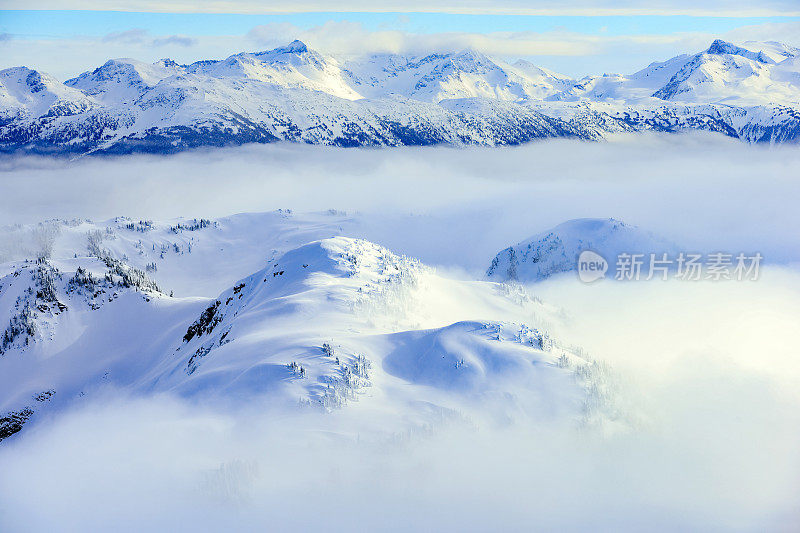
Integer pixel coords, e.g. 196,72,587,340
0,212,633,442
1,39,800,154
487,218,677,283
651,40,800,104
0,67,96,121
188,40,362,101
65,58,184,105
344,50,571,103
555,39,800,106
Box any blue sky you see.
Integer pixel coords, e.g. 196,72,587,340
2,10,797,38
1,9,799,79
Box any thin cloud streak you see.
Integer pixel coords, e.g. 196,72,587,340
102,28,197,47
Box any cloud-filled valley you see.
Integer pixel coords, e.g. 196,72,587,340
0,134,799,530
3,1,800,529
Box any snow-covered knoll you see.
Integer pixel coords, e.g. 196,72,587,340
0,212,633,442
487,218,677,283
1,38,799,154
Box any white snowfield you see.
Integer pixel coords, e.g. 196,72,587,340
1,38,799,153
0,211,633,442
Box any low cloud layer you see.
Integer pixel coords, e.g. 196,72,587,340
0,133,799,529
2,133,799,272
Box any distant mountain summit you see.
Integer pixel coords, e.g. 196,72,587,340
705,39,774,62
487,218,677,282
1,39,799,154
651,39,799,102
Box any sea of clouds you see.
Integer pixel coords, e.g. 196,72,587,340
0,132,798,530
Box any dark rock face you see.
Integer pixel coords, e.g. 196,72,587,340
0,407,34,442
0,390,56,443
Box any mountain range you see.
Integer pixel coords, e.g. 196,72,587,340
1,38,800,154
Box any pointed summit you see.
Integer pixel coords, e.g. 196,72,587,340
253,40,320,63
448,48,494,67
266,39,310,55
285,39,309,53
706,39,736,54
705,39,772,64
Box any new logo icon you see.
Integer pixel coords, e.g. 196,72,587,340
577,250,608,283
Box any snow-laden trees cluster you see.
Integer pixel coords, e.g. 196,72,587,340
1,259,64,355
1,306,37,355
87,230,162,294
169,218,216,233
317,342,372,411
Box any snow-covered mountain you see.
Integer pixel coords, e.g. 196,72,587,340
550,40,800,106
343,49,572,102
0,67,96,121
65,58,184,105
0,211,632,442
1,38,799,154
651,40,800,104
487,218,678,283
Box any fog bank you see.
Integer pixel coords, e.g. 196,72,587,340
2,133,799,273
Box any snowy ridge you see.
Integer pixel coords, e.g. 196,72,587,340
1,38,800,152
0,252,169,438
0,212,636,442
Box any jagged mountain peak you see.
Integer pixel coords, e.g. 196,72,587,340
63,58,185,108
277,39,310,54
705,39,773,64
439,48,504,73
178,41,362,100
193,41,322,74
649,39,798,103
253,39,324,63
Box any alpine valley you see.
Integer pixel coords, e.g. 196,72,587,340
2,38,800,154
